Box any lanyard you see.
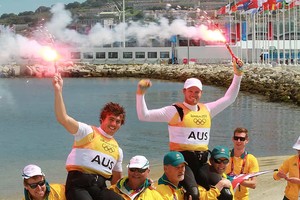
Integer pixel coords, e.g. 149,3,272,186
229,150,248,175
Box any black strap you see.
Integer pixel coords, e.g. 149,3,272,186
173,104,184,121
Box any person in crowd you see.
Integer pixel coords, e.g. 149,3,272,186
198,146,234,200
136,58,243,199
225,127,259,200
273,136,300,200
156,151,187,200
157,151,233,200
110,155,163,200
52,73,125,200
22,164,66,200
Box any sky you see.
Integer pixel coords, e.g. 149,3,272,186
0,0,85,15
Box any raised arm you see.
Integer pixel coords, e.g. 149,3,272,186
53,73,79,134
136,79,177,122
205,59,244,118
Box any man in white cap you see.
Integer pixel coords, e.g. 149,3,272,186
273,136,300,200
136,59,243,199
110,155,163,200
22,164,66,200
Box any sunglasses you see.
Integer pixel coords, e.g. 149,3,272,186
129,168,147,173
214,158,229,164
27,180,46,189
233,136,246,141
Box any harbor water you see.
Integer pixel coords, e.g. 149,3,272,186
0,77,299,199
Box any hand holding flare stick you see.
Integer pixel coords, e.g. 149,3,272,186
225,42,244,70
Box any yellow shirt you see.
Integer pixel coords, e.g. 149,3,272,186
23,183,66,200
110,177,163,200
273,155,300,200
225,152,259,200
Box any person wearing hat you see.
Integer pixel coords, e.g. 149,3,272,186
53,74,125,200
156,151,187,200
225,127,259,200
136,59,243,199
273,136,300,200
110,155,163,200
198,146,234,200
22,164,66,200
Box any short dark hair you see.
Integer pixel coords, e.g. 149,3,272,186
233,127,248,138
99,102,126,125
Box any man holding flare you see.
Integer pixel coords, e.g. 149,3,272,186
136,58,243,199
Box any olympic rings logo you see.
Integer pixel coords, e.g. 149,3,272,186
102,143,115,153
193,118,206,125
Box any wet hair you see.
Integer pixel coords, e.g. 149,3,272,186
233,127,248,138
99,102,126,125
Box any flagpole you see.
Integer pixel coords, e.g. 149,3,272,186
296,4,299,66
270,7,274,66
288,5,292,65
276,8,280,65
252,12,256,65
245,13,249,64
267,6,271,66
283,5,286,66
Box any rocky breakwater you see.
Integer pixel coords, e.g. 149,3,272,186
24,63,295,106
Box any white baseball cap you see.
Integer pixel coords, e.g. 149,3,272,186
127,155,150,169
184,78,203,90
292,136,300,150
22,164,45,179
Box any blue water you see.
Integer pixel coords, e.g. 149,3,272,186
0,77,299,199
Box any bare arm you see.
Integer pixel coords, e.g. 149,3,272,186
286,177,300,184
240,177,257,189
53,74,79,134
111,171,122,185
215,178,232,191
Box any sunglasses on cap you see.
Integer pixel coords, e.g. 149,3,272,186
27,180,46,189
129,168,147,173
214,158,229,164
233,136,246,141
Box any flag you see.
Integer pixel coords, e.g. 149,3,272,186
262,0,277,11
288,0,300,8
232,0,249,12
268,21,273,40
218,2,235,15
231,169,278,192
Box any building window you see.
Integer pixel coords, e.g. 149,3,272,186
96,52,105,59
123,52,133,59
70,52,81,59
83,52,94,59
136,52,145,59
160,52,169,58
108,52,118,59
148,52,157,58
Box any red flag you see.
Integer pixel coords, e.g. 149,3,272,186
236,23,241,41
268,21,273,40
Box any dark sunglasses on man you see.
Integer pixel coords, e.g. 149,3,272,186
129,168,147,173
27,180,46,189
233,136,246,141
214,158,230,164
